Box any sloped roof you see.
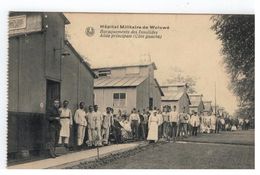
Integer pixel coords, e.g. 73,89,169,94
154,78,164,96
94,76,147,88
93,62,157,70
65,40,96,78
190,100,201,107
161,91,184,101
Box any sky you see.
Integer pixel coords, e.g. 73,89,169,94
64,13,239,114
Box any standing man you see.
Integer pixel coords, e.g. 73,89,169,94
129,108,140,140
157,109,163,140
140,109,149,140
86,105,95,147
169,105,179,141
46,99,61,158
190,111,200,136
179,107,189,138
74,102,87,149
162,107,170,140
93,105,103,146
101,107,113,145
58,100,72,149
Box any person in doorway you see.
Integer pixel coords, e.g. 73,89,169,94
46,99,61,158
147,110,160,143
58,100,72,149
129,108,140,140
74,102,87,149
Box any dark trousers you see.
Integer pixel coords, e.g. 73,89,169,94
171,122,178,139
139,123,147,139
48,123,61,156
131,120,139,139
192,127,198,136
179,123,188,137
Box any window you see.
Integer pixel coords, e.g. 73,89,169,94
113,93,126,107
126,67,140,74
98,69,111,77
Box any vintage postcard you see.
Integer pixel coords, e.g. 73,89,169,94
5,11,254,169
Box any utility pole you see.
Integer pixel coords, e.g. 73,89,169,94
215,82,217,114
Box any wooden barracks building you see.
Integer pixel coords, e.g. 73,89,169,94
188,94,205,114
8,12,96,157
93,62,164,113
161,83,191,113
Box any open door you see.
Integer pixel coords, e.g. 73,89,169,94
46,80,60,110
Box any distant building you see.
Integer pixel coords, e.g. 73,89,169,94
8,12,96,157
203,101,213,115
189,94,204,114
93,62,164,113
161,83,191,113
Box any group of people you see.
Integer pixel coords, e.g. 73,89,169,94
47,99,117,158
46,98,249,158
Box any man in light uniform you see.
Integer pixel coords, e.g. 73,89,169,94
74,102,87,148
93,105,103,146
58,100,73,149
129,108,140,140
179,107,189,138
86,105,95,147
169,105,179,141
101,107,113,145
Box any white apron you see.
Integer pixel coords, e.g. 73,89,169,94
147,116,159,141
59,108,72,137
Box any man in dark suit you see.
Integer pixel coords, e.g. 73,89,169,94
46,99,61,158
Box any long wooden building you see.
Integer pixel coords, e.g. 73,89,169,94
8,12,96,158
93,62,164,113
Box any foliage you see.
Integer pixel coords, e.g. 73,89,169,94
211,15,255,117
166,66,198,93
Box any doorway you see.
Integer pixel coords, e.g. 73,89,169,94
46,80,60,110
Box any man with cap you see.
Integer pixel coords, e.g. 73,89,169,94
46,99,61,158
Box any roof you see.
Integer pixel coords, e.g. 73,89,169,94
189,94,203,97
154,78,164,96
94,76,147,88
190,100,201,107
161,91,184,101
160,83,188,88
65,40,97,78
92,62,157,70
60,13,70,24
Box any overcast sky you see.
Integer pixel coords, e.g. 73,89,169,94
65,13,239,114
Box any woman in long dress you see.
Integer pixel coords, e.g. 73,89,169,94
147,110,159,142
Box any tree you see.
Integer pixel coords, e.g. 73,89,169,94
211,15,255,117
166,66,198,93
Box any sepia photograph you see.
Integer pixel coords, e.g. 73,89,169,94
6,11,254,169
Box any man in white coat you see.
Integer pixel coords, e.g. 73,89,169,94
74,102,87,148
58,100,73,149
